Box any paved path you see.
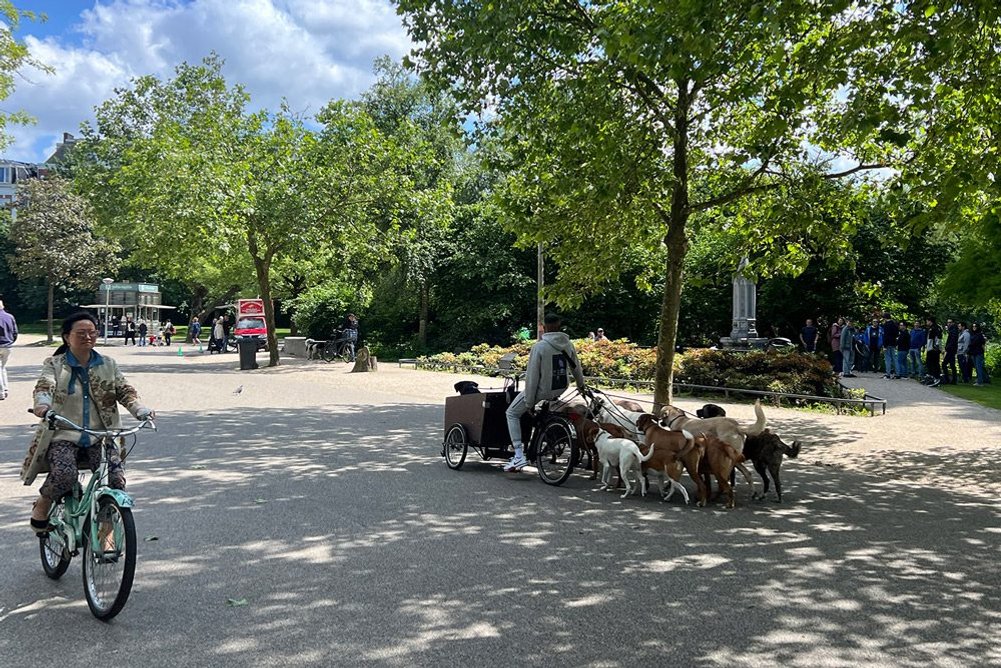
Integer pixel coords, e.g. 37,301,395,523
0,337,998,667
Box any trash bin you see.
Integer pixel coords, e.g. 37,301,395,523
238,338,259,370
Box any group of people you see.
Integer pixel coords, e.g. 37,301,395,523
587,328,608,341
808,314,991,386
97,315,176,347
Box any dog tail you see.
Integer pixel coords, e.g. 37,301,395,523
677,429,696,458
745,400,766,436
734,461,755,494
639,440,656,463
783,440,801,459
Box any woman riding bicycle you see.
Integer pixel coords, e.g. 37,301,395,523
22,312,155,533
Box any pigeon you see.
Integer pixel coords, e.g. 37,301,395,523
233,385,243,395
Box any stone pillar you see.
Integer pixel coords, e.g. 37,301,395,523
721,258,768,349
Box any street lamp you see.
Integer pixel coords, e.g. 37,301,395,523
102,277,114,345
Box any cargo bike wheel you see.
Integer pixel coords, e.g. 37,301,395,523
533,417,577,486
443,423,468,470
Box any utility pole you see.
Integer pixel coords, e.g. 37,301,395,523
536,243,545,339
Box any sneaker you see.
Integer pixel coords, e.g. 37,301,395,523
929,379,941,387
503,455,528,472
883,375,890,379
843,373,857,378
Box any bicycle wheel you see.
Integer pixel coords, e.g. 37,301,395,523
82,497,137,621
39,505,71,580
443,423,468,470
534,418,576,486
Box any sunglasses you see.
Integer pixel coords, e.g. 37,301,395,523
72,330,100,339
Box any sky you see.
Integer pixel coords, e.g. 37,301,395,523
3,0,413,164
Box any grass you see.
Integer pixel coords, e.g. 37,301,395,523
938,381,1001,411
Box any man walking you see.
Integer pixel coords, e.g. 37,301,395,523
504,312,587,472
0,297,17,400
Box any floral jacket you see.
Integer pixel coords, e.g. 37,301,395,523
21,351,148,485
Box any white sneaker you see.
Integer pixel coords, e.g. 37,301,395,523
503,455,528,472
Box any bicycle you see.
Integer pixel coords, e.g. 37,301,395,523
31,409,156,621
320,329,356,363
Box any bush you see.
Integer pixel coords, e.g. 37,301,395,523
986,342,1001,378
289,284,356,339
419,339,841,397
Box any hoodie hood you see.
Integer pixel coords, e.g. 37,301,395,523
540,331,575,354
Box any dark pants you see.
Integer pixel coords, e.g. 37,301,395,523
832,350,843,374
942,349,957,383
958,354,972,383
124,332,136,345
40,440,125,500
868,346,881,372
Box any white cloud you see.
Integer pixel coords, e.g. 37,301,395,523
2,0,413,163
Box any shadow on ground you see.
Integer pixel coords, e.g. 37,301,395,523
0,403,998,667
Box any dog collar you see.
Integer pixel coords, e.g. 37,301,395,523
667,413,684,428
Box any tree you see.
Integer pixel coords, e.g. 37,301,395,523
8,177,119,341
0,1,50,148
76,57,404,365
396,1,983,406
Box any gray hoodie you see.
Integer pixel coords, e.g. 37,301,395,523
523,332,586,408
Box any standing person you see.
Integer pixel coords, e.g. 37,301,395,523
908,320,926,378
881,313,900,379
829,317,844,376
190,317,202,344
942,318,959,384
138,319,148,347
896,322,910,380
864,318,881,373
595,328,608,342
956,322,971,383
213,317,225,354
799,318,818,353
0,296,18,400
111,314,121,338
503,312,587,472
123,316,136,346
341,313,359,361
221,314,232,352
23,312,154,532
840,317,857,377
968,323,988,386
163,320,174,346
924,317,943,385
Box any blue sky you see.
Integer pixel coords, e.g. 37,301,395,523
3,0,412,163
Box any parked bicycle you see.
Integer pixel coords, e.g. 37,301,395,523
319,328,357,363
31,409,156,621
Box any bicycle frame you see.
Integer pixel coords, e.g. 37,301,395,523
40,413,151,558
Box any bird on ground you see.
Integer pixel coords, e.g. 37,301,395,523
233,385,243,395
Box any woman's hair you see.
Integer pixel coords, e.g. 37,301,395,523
54,311,99,355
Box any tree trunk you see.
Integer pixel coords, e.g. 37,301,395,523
196,287,239,324
248,232,280,367
652,79,692,411
418,281,428,347
46,277,54,343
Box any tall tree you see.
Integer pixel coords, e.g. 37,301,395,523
8,177,119,341
0,1,50,148
396,1,976,405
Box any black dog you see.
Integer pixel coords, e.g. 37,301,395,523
742,429,801,503
696,403,727,419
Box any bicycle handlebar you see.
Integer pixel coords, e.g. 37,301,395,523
28,409,157,437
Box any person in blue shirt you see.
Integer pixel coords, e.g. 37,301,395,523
0,296,17,400
908,321,927,378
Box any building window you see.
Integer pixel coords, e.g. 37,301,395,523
0,168,9,184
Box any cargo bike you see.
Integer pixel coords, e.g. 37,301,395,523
441,377,590,486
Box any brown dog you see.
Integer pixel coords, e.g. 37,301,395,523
695,434,754,509
613,399,646,413
636,413,704,505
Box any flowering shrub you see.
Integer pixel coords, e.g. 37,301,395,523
419,339,840,397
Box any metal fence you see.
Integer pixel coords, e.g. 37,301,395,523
398,359,886,416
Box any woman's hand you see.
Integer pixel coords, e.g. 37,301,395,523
33,404,50,418
138,408,156,421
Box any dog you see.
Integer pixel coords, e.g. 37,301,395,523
582,422,655,498
595,395,646,443
695,434,754,509
575,416,632,481
742,429,801,502
660,400,766,456
696,403,726,419
635,414,702,505
613,399,646,413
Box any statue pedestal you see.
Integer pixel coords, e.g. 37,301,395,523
719,336,769,350
720,259,767,350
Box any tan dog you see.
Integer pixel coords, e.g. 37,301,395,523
613,399,645,413
695,434,754,509
636,414,702,505
660,401,766,456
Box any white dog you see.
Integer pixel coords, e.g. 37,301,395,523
593,428,656,498
595,396,646,443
